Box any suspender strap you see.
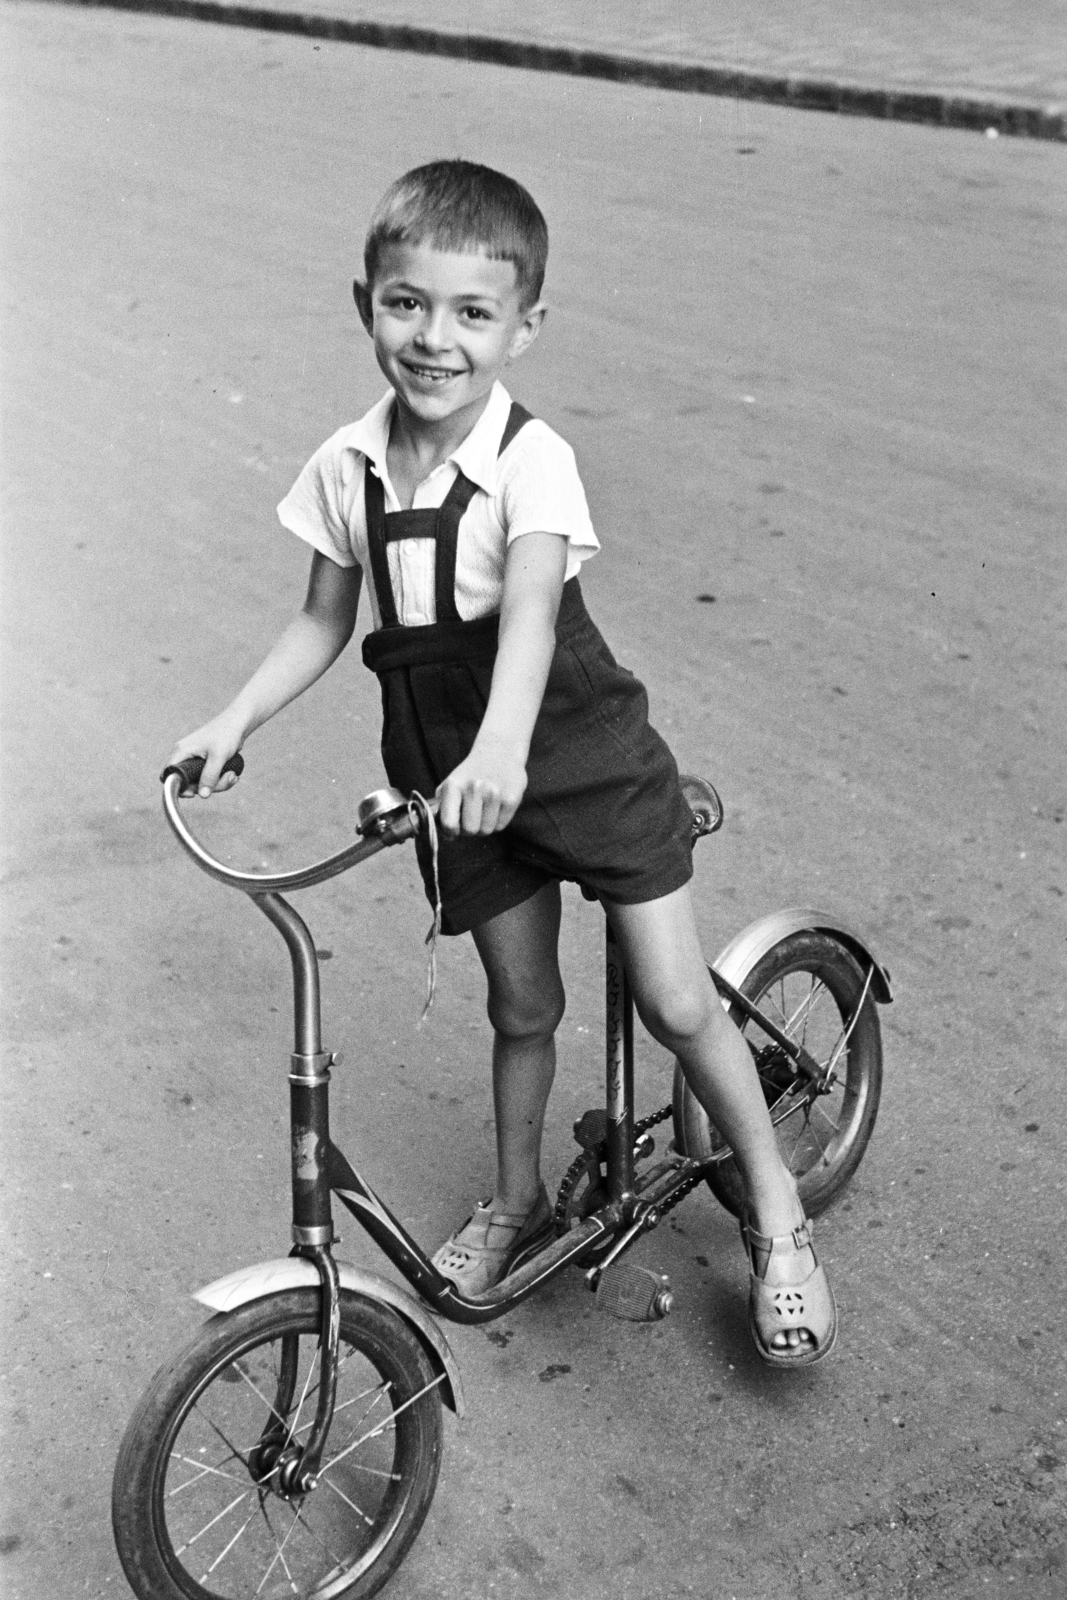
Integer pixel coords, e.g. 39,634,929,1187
364,400,534,628
498,400,535,456
363,468,401,629
431,473,476,624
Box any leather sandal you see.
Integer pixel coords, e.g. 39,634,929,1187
741,1214,838,1367
432,1185,554,1296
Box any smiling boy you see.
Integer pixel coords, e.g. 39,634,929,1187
168,161,837,1363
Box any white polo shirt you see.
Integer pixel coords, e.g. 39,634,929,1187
277,381,600,629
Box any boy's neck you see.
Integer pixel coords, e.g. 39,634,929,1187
387,390,494,488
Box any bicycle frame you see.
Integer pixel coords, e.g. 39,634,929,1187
161,772,887,1490
250,865,710,1330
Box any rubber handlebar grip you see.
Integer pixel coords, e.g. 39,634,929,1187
159,753,245,790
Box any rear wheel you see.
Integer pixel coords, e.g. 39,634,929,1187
113,1289,444,1600
673,931,883,1218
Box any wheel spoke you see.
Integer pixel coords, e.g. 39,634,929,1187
823,1023,852,1081
801,1109,834,1162
349,1382,393,1438
768,1089,807,1127
345,1460,403,1481
275,1543,299,1596
289,1378,387,1440
783,976,827,1041
253,1504,302,1595
321,1374,444,1474
195,1406,258,1478
200,1506,259,1578
292,1501,348,1573
322,1474,375,1526
782,1113,812,1174
168,1453,244,1493
233,1363,296,1434
760,978,789,1032
278,1336,322,1456
292,1342,365,1414
810,1098,842,1136
173,1490,251,1555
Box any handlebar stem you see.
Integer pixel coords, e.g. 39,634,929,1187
254,892,321,1058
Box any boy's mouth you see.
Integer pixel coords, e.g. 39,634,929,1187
402,360,463,384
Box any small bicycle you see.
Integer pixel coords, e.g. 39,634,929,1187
112,760,891,1600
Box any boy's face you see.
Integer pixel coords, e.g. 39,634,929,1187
354,242,544,432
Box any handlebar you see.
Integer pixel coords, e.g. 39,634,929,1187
160,761,718,899
160,765,428,896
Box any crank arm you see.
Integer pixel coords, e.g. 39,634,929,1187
584,1202,663,1288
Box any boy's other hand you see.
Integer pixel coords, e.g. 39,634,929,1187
165,714,246,797
438,737,527,836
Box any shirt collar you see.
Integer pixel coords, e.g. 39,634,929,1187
448,381,513,494
340,380,513,494
339,389,395,475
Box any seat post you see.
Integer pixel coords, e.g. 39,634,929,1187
604,915,636,1210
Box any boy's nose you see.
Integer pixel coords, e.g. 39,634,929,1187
415,309,453,351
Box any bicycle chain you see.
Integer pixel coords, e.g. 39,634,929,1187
554,1102,700,1233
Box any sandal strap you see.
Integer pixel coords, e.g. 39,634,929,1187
433,1187,552,1294
441,1189,549,1256
742,1217,813,1253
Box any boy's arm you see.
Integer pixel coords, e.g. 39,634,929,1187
438,532,567,836
167,552,362,795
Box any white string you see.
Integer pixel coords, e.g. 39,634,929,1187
407,792,441,1021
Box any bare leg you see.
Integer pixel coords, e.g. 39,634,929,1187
607,886,826,1353
470,882,566,1216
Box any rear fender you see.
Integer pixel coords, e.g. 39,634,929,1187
713,907,892,1004
194,1258,464,1416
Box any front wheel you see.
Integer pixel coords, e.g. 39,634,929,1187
113,1289,444,1600
673,930,883,1218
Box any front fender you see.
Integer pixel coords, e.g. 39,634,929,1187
194,1258,464,1416
713,907,892,1004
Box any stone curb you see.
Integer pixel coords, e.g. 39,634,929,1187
25,0,1067,141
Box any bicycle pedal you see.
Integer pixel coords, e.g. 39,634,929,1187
595,1262,673,1322
573,1109,608,1150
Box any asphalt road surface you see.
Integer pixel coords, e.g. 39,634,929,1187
2,5,1065,1597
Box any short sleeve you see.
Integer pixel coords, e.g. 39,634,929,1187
495,423,600,569
277,428,363,569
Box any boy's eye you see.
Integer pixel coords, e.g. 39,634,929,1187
461,306,492,322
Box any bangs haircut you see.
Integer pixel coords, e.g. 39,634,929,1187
365,160,548,308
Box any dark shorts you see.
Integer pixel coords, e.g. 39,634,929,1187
366,581,695,935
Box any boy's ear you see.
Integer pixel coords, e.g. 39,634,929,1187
352,279,374,335
507,301,547,363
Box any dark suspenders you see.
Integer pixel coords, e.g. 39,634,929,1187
364,401,534,630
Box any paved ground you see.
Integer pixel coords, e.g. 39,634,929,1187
1,4,1066,1598
145,0,1067,106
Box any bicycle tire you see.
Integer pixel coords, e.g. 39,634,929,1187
113,1289,444,1600
672,930,883,1218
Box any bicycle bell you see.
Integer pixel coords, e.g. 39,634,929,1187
356,787,411,836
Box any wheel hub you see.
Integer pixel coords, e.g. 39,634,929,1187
249,1438,309,1499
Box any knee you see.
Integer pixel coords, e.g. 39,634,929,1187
635,982,715,1049
487,977,566,1043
